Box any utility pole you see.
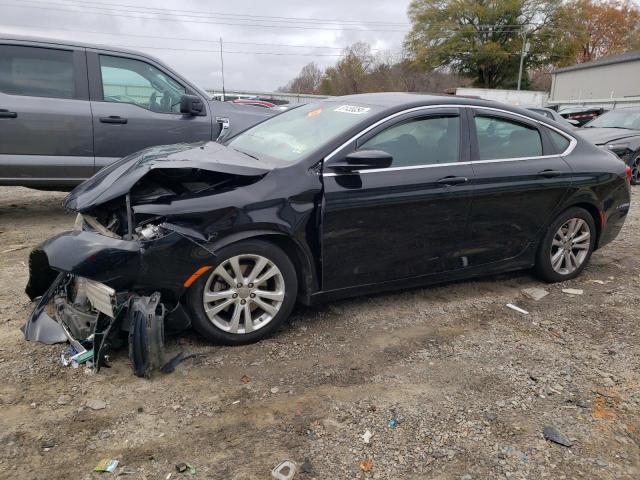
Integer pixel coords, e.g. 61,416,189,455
219,37,226,101
517,30,530,91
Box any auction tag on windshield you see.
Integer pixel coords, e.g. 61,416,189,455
334,105,370,115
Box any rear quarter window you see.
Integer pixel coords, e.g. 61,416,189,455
543,126,571,153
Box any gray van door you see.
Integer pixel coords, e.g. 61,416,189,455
87,51,212,170
0,43,93,187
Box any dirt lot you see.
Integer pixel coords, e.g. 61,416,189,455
0,185,638,480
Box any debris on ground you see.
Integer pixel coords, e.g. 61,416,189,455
270,386,279,394
117,466,137,476
388,418,398,428
506,303,529,314
521,287,550,301
271,460,296,480
56,394,71,405
362,429,373,443
95,459,120,472
175,462,196,474
41,439,55,450
241,374,251,383
86,399,107,410
359,460,374,472
543,425,573,447
561,288,584,295
160,352,205,374
300,459,315,475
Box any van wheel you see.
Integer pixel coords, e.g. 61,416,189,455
535,207,596,283
186,240,297,344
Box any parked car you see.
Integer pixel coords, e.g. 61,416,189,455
558,106,607,127
232,99,277,108
24,93,631,376
577,107,640,184
526,106,579,129
0,35,275,189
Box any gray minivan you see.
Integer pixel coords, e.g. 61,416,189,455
0,35,274,188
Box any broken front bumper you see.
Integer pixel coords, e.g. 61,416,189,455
23,229,216,376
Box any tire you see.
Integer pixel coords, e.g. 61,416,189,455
535,207,597,283
631,153,640,186
186,239,298,345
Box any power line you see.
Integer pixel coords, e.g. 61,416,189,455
0,1,410,32
40,0,410,26
0,22,387,51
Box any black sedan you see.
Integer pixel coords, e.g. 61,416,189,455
578,107,640,184
24,93,631,376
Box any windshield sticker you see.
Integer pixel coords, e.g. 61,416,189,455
334,105,371,115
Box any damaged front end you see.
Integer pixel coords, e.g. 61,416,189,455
23,142,271,377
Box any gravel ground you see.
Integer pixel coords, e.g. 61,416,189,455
0,185,638,480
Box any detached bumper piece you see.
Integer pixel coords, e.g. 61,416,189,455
23,273,166,378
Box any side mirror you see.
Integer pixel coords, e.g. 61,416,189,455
328,150,393,173
180,94,205,116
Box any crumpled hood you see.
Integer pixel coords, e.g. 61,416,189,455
65,142,272,211
577,127,640,146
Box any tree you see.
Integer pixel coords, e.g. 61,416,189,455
405,0,561,88
319,42,375,95
278,62,323,94
557,0,640,64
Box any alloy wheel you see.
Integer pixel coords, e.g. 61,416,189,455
550,218,591,275
632,155,640,184
202,254,285,334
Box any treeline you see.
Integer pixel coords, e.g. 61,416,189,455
279,0,640,95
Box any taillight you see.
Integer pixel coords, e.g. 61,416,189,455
625,165,632,183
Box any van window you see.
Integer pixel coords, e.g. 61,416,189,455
0,45,75,98
99,55,185,113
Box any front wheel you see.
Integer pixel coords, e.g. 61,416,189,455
186,239,298,345
535,207,596,283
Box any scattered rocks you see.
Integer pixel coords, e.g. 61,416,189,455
270,387,279,394
56,394,71,405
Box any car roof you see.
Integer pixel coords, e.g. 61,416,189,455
319,92,560,123
0,33,164,63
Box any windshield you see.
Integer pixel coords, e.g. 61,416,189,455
227,101,382,162
585,110,640,130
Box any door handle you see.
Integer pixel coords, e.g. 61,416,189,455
437,176,468,186
0,109,17,118
99,116,128,124
537,169,562,178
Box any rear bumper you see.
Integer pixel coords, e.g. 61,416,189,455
598,184,631,249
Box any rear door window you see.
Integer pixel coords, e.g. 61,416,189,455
474,115,542,160
0,45,75,98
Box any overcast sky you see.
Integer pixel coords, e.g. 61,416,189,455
0,0,411,92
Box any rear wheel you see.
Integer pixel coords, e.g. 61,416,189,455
186,240,297,344
535,207,596,282
631,153,640,185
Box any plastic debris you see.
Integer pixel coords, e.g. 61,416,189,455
388,418,398,428
506,304,529,315
543,425,573,447
95,459,120,472
362,430,373,443
521,287,549,301
562,288,584,295
161,352,205,374
359,460,374,472
271,460,296,480
175,462,196,474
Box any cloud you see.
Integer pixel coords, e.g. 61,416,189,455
1,0,410,91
